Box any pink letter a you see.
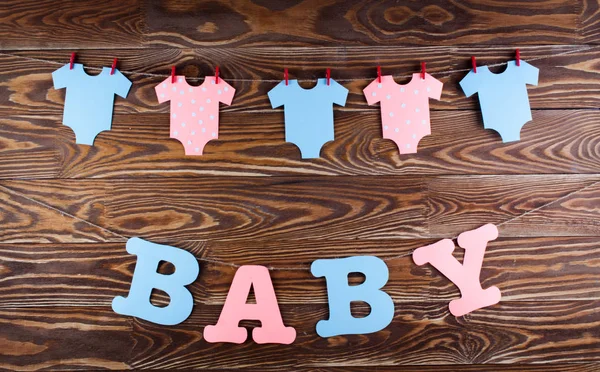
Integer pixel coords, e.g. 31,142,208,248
204,265,296,344
413,224,501,316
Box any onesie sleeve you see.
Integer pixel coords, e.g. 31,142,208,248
268,80,287,109
216,78,235,106
112,69,132,99
363,78,382,105
519,60,539,86
52,64,71,90
424,73,443,100
459,70,480,98
329,79,349,107
155,76,173,103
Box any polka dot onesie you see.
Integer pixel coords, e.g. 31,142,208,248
155,76,235,155
363,73,443,154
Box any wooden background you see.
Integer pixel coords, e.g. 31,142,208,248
1,0,600,370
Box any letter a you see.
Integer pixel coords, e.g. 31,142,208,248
311,256,394,337
112,237,199,325
204,265,296,344
413,224,501,316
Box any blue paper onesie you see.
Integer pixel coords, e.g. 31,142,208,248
460,60,538,142
53,63,132,145
268,78,348,158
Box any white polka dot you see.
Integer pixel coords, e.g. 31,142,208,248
187,140,192,145
160,93,165,98
412,133,416,139
200,106,204,111
389,112,394,117
173,131,178,136
406,144,411,149
386,94,391,100
211,81,215,85
377,83,382,88
172,113,177,118
192,112,196,117
179,91,184,95
195,148,199,152
395,128,399,133
406,120,411,125
191,131,195,135
206,99,211,103
172,87,176,92
415,108,420,113
400,87,405,92
384,125,388,130
414,90,419,95
218,90,222,95
181,122,186,127
212,132,216,137
202,128,206,133
372,92,377,97
224,87,229,92
426,87,431,92
210,115,215,120
421,119,426,124
188,88,193,92
178,78,183,82
198,120,203,125
202,87,207,92
162,83,167,88
191,99,196,104
177,102,182,107
401,103,406,108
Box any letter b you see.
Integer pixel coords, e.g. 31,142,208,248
311,256,394,337
112,237,199,325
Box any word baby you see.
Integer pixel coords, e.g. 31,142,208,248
113,224,501,344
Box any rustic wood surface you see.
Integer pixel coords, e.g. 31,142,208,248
0,0,599,370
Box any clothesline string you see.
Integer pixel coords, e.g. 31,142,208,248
0,45,592,83
2,177,598,272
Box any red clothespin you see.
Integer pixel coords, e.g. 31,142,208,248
516,49,521,66
420,61,426,80
284,68,289,86
69,52,76,70
110,58,118,75
471,56,477,73
171,66,176,83
215,66,219,84
377,65,382,83
326,68,331,86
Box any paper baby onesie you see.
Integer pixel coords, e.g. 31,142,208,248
155,76,235,155
460,60,539,142
364,74,443,154
53,63,132,145
268,79,348,159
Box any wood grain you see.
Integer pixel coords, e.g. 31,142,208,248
3,108,600,179
0,236,598,308
0,0,144,49
142,0,586,47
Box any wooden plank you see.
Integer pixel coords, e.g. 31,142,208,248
0,180,114,243
1,45,600,118
0,307,131,370
214,365,600,372
4,109,600,179
427,175,600,237
0,0,144,49
129,301,600,368
104,176,427,241
1,236,598,307
142,0,584,47
0,117,60,178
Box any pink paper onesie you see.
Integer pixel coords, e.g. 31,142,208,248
155,76,235,155
364,73,442,154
